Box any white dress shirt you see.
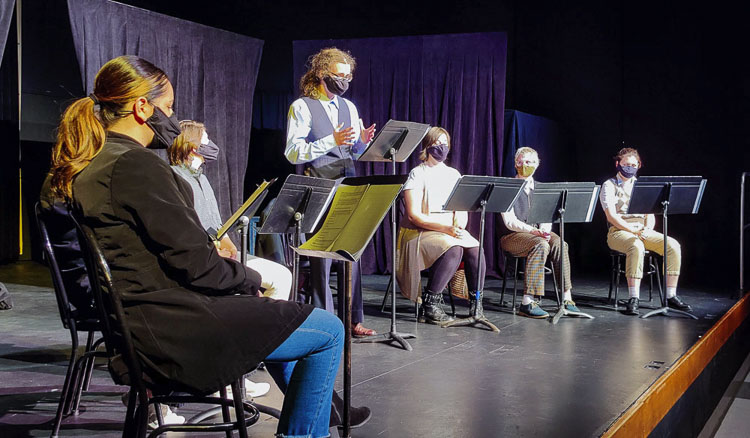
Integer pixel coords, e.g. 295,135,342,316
285,95,363,164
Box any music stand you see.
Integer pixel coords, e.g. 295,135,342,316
628,176,706,320
259,175,337,302
440,176,527,332
526,182,599,324
356,119,430,351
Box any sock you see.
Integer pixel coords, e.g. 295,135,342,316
522,295,533,305
563,290,572,301
666,287,677,299
628,286,639,299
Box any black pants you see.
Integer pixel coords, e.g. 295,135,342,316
309,257,364,324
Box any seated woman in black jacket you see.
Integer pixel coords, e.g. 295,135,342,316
49,55,342,438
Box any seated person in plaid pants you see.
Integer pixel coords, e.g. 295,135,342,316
497,147,579,319
599,147,692,316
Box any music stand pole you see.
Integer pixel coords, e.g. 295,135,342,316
641,183,698,320
290,187,313,303
550,191,595,324
356,149,416,350
342,260,353,438
440,184,500,332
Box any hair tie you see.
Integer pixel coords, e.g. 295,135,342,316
88,93,101,112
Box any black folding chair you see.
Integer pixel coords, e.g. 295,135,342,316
34,202,105,438
72,217,262,438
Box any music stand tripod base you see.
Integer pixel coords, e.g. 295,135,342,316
439,312,500,332
551,306,595,325
640,306,698,320
355,330,417,351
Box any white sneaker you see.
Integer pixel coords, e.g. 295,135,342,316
244,378,270,397
212,378,270,399
148,404,185,429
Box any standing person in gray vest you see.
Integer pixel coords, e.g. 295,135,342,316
285,47,378,338
497,147,581,319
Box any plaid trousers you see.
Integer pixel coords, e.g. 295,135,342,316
500,232,572,296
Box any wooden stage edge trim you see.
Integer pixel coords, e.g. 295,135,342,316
602,293,750,438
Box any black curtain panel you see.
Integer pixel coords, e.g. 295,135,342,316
292,33,507,276
0,0,17,263
66,0,263,221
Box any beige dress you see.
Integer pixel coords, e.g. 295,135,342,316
396,163,479,301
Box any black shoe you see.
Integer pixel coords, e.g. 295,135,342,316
667,296,692,312
625,297,640,315
418,291,454,324
330,391,372,429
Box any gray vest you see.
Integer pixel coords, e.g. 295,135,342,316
497,189,533,237
302,96,356,179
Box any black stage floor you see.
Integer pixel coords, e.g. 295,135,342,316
0,261,737,437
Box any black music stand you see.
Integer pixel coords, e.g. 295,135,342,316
628,176,706,320
292,175,404,438
259,175,337,302
356,119,430,351
440,176,526,332
526,182,599,324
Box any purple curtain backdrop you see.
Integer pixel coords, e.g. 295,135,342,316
293,32,507,276
66,0,263,222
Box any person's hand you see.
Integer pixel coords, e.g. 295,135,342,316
442,224,462,237
218,236,238,259
333,123,356,146
531,228,551,240
361,123,376,144
628,223,645,238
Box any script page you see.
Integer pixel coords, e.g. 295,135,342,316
334,184,402,257
300,185,368,252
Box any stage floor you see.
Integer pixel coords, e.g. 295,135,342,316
0,261,737,437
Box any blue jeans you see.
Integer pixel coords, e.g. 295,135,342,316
264,308,343,438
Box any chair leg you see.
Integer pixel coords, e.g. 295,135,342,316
512,258,519,313
608,254,616,302
446,288,456,317
500,257,509,305
647,255,655,303
231,380,248,438
614,255,622,307
51,330,79,437
121,389,138,438
81,332,97,391
70,352,93,415
219,386,232,438
549,264,560,306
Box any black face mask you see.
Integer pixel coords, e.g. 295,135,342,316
146,106,181,149
323,75,350,96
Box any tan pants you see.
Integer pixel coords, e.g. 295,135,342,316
606,227,681,279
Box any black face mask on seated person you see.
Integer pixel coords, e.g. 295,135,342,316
146,106,181,149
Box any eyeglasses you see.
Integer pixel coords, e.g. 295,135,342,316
328,72,352,82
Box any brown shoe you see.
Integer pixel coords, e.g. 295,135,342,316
352,323,377,338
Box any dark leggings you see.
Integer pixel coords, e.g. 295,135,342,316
426,246,486,294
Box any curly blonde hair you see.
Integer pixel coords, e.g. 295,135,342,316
299,47,356,99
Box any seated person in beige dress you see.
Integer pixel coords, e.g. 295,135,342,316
396,127,485,324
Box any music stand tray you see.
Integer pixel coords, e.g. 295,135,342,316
526,182,600,324
628,176,706,320
440,176,526,332
356,119,428,351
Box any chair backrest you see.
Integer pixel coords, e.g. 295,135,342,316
34,202,79,329
70,214,147,391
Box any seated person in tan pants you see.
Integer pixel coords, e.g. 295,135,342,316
599,147,692,315
498,147,579,319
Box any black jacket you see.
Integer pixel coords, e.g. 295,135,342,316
73,133,312,393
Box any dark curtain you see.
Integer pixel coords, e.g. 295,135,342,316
293,32,507,276
0,0,17,263
66,0,263,221
503,110,568,181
